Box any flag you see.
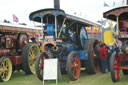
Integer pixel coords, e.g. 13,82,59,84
104,1,109,7
97,19,106,26
13,14,19,22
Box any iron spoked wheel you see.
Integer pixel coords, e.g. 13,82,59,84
22,43,40,74
110,52,120,82
87,39,100,74
0,57,12,82
35,52,49,81
66,52,81,81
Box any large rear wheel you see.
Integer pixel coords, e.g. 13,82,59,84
66,52,81,81
84,40,90,72
35,52,49,81
0,57,12,82
110,52,120,82
22,43,40,74
87,39,100,74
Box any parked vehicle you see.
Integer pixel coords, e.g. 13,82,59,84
29,8,102,81
104,6,128,82
0,22,41,82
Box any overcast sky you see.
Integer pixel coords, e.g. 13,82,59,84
0,0,126,26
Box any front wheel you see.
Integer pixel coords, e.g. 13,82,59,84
110,52,120,82
0,57,12,82
66,52,81,81
35,52,49,81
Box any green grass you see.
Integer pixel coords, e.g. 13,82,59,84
1,70,128,85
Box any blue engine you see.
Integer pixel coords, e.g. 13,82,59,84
43,24,55,36
43,24,88,61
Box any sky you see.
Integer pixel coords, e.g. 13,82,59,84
0,0,126,26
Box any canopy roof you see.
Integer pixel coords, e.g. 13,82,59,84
29,8,101,27
103,6,128,21
0,22,41,33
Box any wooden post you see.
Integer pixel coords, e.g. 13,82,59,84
58,18,66,38
55,16,57,39
116,16,119,35
41,18,44,39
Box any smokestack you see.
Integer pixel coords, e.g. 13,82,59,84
54,0,60,9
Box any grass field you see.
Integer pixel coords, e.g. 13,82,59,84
1,70,128,85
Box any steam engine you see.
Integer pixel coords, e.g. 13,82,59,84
42,24,81,58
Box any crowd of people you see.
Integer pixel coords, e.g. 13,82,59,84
96,40,122,73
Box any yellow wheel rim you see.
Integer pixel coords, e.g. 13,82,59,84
28,44,40,74
0,57,12,82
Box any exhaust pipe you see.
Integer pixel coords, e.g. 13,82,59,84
54,0,60,9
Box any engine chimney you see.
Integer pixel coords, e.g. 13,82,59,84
54,0,60,9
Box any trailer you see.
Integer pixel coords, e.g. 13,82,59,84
29,8,102,81
103,6,128,82
0,22,41,82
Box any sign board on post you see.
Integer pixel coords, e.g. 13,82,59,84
43,58,58,84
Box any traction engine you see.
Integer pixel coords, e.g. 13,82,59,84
29,9,101,81
104,6,128,82
0,24,40,82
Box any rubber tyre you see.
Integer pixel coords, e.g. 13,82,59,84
35,52,49,81
22,43,40,74
84,40,90,72
110,52,120,82
0,56,12,82
66,52,81,81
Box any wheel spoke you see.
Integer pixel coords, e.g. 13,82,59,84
29,51,35,57
28,47,38,74
33,47,37,53
115,70,120,81
40,69,43,76
71,57,75,68
114,65,118,70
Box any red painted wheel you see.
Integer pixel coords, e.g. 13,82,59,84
35,52,49,81
87,39,100,74
110,52,120,82
66,52,81,81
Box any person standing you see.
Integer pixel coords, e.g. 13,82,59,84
100,43,107,73
105,45,111,71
